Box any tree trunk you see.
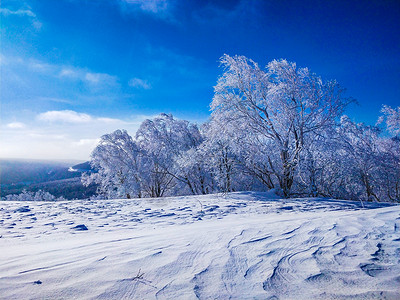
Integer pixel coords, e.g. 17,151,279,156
280,149,294,198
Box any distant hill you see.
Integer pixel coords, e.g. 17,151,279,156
0,159,97,199
67,161,94,173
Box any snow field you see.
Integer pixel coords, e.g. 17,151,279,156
0,192,399,299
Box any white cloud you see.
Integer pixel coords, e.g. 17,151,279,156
29,61,52,72
37,110,93,123
59,68,78,78
85,72,101,83
85,72,117,85
29,133,66,140
128,77,152,89
32,20,42,30
0,7,42,29
97,117,124,123
122,0,168,13
59,68,118,87
37,97,74,104
6,122,26,129
0,8,36,17
72,138,100,148
0,113,159,160
119,0,176,22
3,55,119,91
36,110,130,125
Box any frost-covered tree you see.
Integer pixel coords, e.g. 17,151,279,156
379,136,400,201
175,146,214,195
336,116,385,201
2,189,65,201
295,130,337,197
84,114,210,199
376,105,400,201
293,110,399,203
201,118,260,193
82,129,144,199
79,55,398,203
378,105,400,137
136,113,209,196
211,55,351,197
200,120,239,193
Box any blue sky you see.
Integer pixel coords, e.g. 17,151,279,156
1,0,399,160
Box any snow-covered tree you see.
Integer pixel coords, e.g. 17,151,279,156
79,55,398,203
376,105,400,201
378,105,400,137
201,118,261,193
2,189,64,201
379,136,400,201
136,113,209,196
336,116,386,201
175,146,214,195
84,114,210,199
211,55,351,197
295,130,336,197
200,120,238,193
82,129,144,199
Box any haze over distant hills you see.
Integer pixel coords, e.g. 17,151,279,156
0,159,97,199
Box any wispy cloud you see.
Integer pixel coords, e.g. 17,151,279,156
28,133,66,140
59,68,77,78
119,0,175,22
85,72,117,85
128,77,152,89
36,110,128,125
37,110,93,123
0,8,36,17
28,61,53,72
37,97,74,104
72,138,100,148
97,117,124,123
4,55,119,90
6,122,26,129
123,0,169,13
59,67,119,87
0,112,158,160
0,7,42,29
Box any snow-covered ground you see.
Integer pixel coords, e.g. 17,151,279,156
0,192,399,299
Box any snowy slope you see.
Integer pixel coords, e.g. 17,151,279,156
0,192,399,299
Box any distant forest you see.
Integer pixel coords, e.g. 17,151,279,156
0,160,97,200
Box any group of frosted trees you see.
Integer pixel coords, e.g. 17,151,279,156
3,189,66,201
83,55,400,202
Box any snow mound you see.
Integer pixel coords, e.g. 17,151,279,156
0,192,399,299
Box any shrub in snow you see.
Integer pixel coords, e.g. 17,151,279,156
2,189,66,201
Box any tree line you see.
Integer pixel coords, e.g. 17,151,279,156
82,55,400,202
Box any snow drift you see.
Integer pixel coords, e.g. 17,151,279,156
0,192,399,299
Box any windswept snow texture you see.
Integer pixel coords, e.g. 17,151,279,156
1,192,399,299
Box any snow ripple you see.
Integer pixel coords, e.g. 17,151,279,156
0,192,399,299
